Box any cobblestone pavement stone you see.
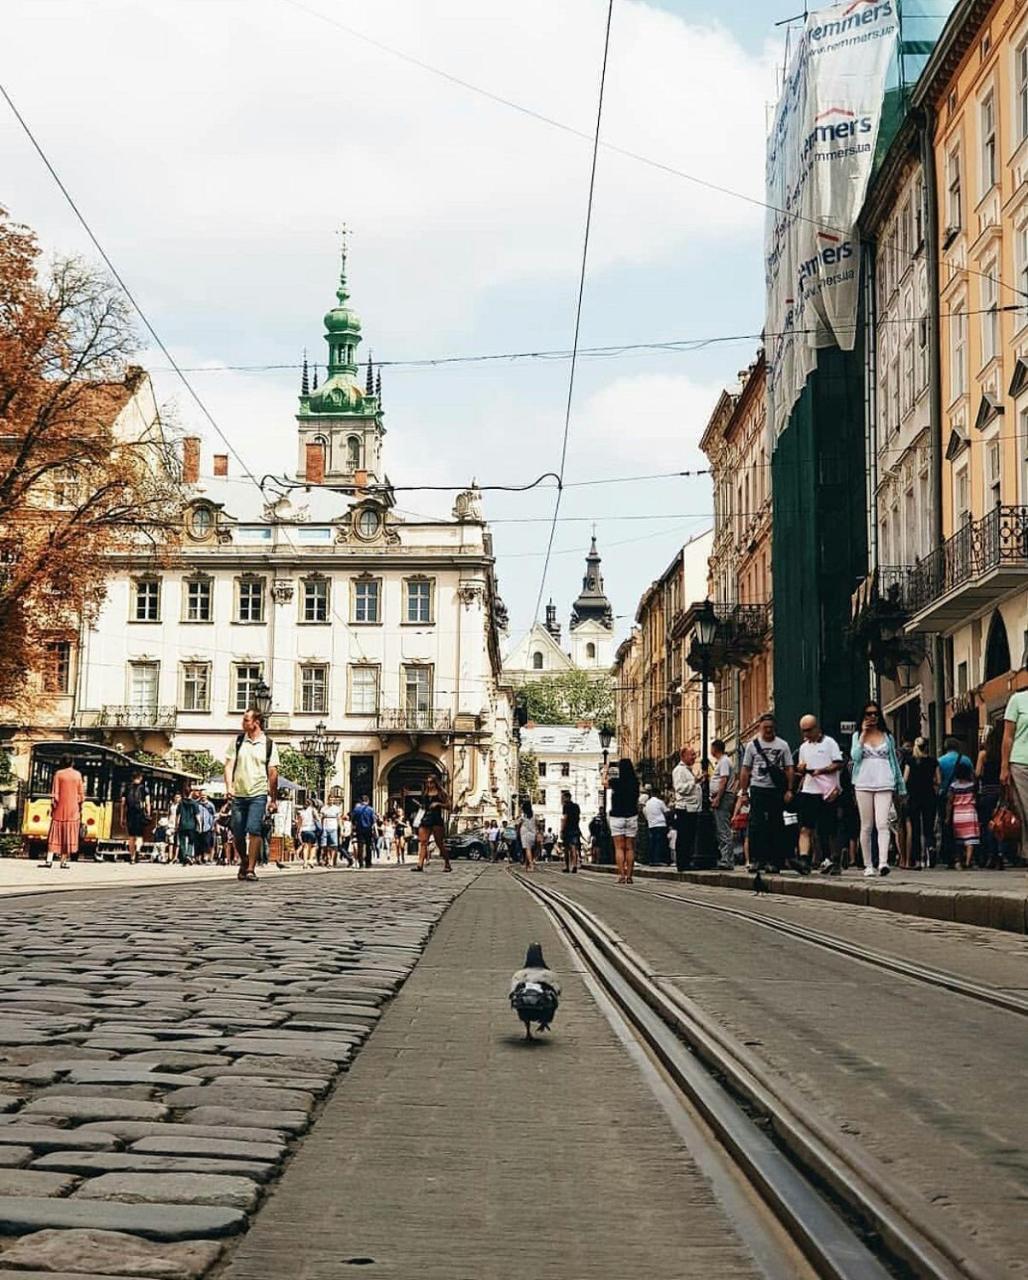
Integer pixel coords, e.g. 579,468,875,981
555,868,1028,1277
0,870,468,1276
220,869,764,1280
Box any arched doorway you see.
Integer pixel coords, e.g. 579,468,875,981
383,753,448,822
984,611,1011,681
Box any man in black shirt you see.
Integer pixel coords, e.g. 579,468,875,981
120,771,151,865
560,789,582,874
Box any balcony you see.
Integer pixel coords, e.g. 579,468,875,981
372,706,457,744
678,600,770,674
97,705,178,731
905,505,1028,633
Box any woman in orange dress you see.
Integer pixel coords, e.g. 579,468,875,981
45,754,84,869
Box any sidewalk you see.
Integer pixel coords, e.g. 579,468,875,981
0,857,337,898
219,868,764,1280
583,863,1028,933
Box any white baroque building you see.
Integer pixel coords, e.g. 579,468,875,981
71,247,516,824
520,724,615,841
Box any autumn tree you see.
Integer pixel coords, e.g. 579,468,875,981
0,207,181,708
517,668,614,727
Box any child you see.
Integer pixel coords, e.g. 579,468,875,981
947,759,980,870
152,814,169,863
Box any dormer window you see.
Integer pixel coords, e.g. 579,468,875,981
532,652,544,670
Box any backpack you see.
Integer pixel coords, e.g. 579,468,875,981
233,733,273,781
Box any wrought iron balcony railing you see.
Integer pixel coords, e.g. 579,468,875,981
374,707,454,734
96,705,178,730
907,505,1028,615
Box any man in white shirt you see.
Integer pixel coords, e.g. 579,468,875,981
709,739,736,869
671,747,702,870
795,714,843,873
642,792,671,865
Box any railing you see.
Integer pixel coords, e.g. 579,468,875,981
713,602,770,657
907,505,1028,614
96,705,178,730
374,707,454,734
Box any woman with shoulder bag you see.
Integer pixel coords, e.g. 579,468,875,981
851,700,906,878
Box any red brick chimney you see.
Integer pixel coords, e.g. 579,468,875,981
354,468,368,491
182,436,201,485
212,454,228,477
305,442,325,485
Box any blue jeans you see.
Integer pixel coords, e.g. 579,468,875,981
232,795,267,859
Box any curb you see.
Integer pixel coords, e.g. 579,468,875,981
580,864,1028,935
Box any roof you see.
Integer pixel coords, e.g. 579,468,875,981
521,725,616,755
911,0,997,113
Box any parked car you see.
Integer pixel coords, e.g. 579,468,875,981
447,828,491,860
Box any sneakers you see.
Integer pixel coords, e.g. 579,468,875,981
879,865,890,876
818,858,834,874
863,866,877,878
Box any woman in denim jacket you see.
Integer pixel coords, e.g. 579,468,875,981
851,700,906,878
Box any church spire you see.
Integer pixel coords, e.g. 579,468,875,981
570,536,613,632
301,350,309,397
365,351,374,396
323,225,362,377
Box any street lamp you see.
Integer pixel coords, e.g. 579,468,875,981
597,723,615,865
253,678,273,717
690,600,719,869
300,718,341,803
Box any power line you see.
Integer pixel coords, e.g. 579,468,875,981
531,0,615,630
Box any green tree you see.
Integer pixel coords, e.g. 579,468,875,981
517,747,540,802
518,669,614,727
176,749,218,782
277,746,323,794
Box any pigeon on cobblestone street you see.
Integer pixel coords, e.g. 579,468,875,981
509,943,560,1041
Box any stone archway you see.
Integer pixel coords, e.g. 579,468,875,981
383,753,448,823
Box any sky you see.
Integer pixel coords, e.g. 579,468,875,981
2,0,786,651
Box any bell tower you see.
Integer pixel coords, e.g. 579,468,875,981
569,535,614,669
296,230,385,486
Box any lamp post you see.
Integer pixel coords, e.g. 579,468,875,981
597,723,614,865
253,678,273,718
300,719,340,803
690,600,719,869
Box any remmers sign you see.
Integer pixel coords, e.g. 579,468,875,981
764,0,898,445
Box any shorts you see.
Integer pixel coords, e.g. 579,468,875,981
608,815,638,838
564,830,581,848
300,829,318,845
126,809,147,838
321,829,339,848
232,794,268,845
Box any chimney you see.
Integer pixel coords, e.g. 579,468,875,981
305,441,325,485
182,436,201,485
354,468,368,491
213,454,228,477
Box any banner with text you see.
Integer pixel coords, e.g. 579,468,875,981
765,0,898,445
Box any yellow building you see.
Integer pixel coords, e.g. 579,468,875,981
907,0,1028,744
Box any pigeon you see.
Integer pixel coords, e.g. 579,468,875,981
509,943,560,1041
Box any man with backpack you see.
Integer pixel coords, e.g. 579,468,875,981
224,708,279,883
351,794,378,869
119,770,151,865
737,713,794,873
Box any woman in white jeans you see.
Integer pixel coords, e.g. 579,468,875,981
850,700,906,877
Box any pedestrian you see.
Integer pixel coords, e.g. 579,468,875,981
1000,686,1028,857
516,798,538,872
606,757,640,884
351,794,378,869
297,799,319,869
560,788,582,873
850,700,906,878
642,789,670,865
195,788,216,864
176,790,199,865
223,707,280,883
42,753,84,870
588,812,604,864
937,736,972,866
976,725,1008,869
339,812,354,865
671,747,701,870
215,799,233,864
903,737,939,869
414,774,451,873
543,828,557,861
152,812,169,863
947,759,980,869
119,769,151,865
709,739,737,869
393,811,408,863
737,713,794,872
320,796,346,867
795,715,842,874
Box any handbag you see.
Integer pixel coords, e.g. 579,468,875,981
989,795,1021,843
753,738,788,792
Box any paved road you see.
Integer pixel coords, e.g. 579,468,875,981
552,869,1028,1278
0,869,467,1277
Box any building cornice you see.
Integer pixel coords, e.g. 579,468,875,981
910,0,998,113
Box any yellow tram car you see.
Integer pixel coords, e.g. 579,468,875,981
21,741,197,859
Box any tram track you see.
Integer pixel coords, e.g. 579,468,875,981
516,872,998,1280
617,882,1028,1018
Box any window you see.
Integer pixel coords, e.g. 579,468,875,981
352,577,381,623
133,578,160,622
879,517,890,565
561,762,570,778
899,197,911,260
233,663,263,713
44,641,72,694
188,505,213,538
981,92,997,192
538,761,547,777
951,301,967,398
236,526,272,543
914,176,924,247
184,577,212,623
236,577,265,623
349,664,380,714
890,356,900,433
299,664,328,714
982,262,999,363
180,661,210,712
902,335,914,415
404,577,433,624
947,146,962,230
129,660,159,712
918,317,929,390
302,577,329,623
538,789,547,807
532,651,544,670
586,641,596,659
347,436,361,470
986,438,1002,506
403,664,433,715
957,660,969,695
955,465,970,523
1021,407,1028,500
52,468,79,508
356,508,381,540
1017,224,1028,324
1019,39,1028,142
